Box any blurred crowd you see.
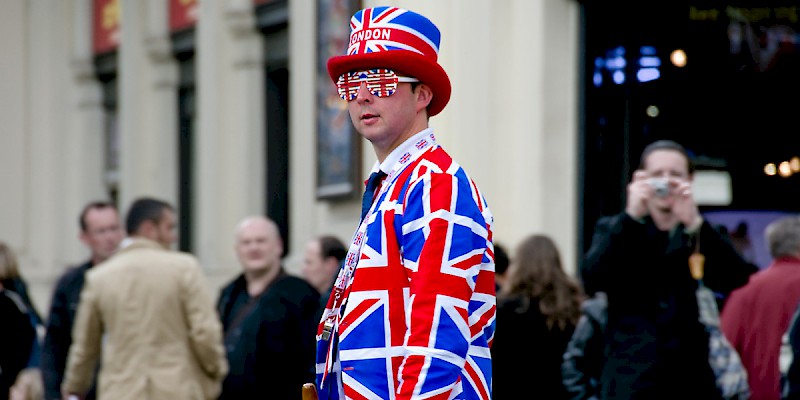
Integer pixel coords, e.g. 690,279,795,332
3,140,800,400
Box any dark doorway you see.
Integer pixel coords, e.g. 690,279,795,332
94,53,119,208
258,1,291,254
173,29,196,253
580,1,800,259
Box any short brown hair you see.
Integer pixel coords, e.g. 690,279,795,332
0,241,21,281
639,140,695,175
79,201,118,232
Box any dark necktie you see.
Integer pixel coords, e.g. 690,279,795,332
361,170,387,221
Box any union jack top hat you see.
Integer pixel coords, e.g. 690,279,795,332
327,6,451,116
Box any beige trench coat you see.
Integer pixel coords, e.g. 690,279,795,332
62,238,228,400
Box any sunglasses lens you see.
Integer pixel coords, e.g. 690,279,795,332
336,69,399,100
365,69,398,98
337,74,358,101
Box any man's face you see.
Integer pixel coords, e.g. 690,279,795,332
80,207,123,263
235,219,283,275
347,77,421,150
302,240,327,292
153,209,178,249
643,149,691,207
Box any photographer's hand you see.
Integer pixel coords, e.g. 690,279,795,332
671,179,702,231
625,170,652,220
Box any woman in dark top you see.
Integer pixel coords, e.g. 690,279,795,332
0,242,42,366
0,287,36,400
491,234,585,399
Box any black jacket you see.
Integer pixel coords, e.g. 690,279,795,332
581,213,756,400
1,277,43,371
40,261,97,400
217,269,320,400
0,289,36,400
562,292,607,400
492,296,575,399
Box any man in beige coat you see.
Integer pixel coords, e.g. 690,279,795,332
62,197,228,400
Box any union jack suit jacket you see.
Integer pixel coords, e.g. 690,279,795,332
315,129,496,400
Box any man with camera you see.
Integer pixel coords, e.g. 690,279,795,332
580,139,757,399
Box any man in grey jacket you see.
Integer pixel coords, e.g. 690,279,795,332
562,292,607,400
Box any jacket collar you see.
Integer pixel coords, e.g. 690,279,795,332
118,237,165,253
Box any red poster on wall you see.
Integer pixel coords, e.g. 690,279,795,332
93,0,119,55
170,0,198,32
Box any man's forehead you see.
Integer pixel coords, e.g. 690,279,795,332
646,149,687,165
84,208,119,228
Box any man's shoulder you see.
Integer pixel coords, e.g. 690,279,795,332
116,246,199,267
590,213,620,233
160,249,200,266
55,261,92,286
220,274,246,294
596,212,629,224
415,146,466,177
266,274,320,307
738,265,800,291
408,147,490,199
275,274,318,296
87,249,197,283
66,260,92,275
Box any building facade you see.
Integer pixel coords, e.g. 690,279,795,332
0,0,580,311
8,0,798,313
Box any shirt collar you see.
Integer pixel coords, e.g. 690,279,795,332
370,128,435,175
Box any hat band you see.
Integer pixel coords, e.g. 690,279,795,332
347,28,439,58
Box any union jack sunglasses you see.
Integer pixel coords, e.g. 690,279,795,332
336,69,419,101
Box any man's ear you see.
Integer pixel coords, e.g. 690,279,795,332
137,219,156,239
415,83,433,113
324,256,339,270
79,231,90,247
277,239,285,259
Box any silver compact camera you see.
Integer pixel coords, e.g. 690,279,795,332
648,178,670,198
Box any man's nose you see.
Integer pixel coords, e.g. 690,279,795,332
355,82,372,102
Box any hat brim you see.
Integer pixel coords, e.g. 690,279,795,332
327,50,451,116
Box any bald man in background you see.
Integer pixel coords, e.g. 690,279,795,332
216,216,320,400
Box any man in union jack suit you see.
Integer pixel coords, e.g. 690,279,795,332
313,6,496,400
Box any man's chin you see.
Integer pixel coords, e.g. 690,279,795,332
244,264,270,273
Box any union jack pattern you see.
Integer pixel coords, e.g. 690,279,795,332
347,7,440,58
337,69,399,101
315,130,496,399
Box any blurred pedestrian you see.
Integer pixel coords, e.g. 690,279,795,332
493,242,510,292
62,197,227,400
302,235,347,323
492,234,584,399
40,201,123,400
561,291,607,400
730,221,756,265
217,216,320,400
721,215,800,399
0,241,43,371
0,243,37,400
581,139,758,399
